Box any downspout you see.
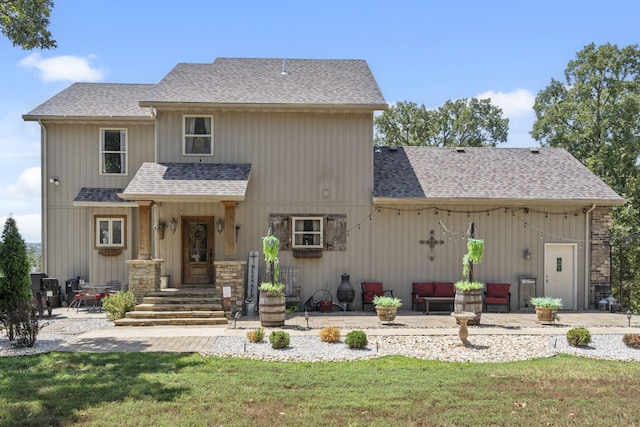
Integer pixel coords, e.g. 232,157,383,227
584,203,597,310
38,119,48,273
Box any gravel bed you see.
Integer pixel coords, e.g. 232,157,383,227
548,334,640,362
0,318,114,357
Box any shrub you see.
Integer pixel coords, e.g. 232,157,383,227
246,328,265,343
345,330,368,349
319,326,341,343
101,291,136,320
566,327,591,347
269,331,290,349
8,300,39,347
623,333,640,349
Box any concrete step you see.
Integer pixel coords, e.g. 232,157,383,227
114,317,228,327
134,303,223,312
125,310,226,319
142,296,222,304
146,288,218,298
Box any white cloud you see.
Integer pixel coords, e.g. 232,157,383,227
476,89,535,118
7,167,41,201
20,53,104,82
0,214,41,243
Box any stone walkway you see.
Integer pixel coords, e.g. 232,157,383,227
48,307,640,353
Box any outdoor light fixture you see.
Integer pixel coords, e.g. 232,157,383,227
216,218,225,234
523,248,531,260
627,309,633,327
49,177,60,185
169,217,177,234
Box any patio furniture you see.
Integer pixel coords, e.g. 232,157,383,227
483,282,511,312
412,282,455,314
361,281,393,311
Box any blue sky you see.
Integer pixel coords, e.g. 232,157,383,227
1,0,639,242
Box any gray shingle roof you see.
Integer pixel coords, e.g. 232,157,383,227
140,58,387,107
373,146,625,205
73,188,136,206
121,162,251,202
23,83,155,120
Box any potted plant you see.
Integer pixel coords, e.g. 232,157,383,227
454,233,484,325
154,221,166,240
258,234,286,327
530,296,562,323
373,295,402,322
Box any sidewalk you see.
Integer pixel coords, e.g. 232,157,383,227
47,307,640,353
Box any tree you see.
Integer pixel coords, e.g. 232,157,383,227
0,217,33,340
0,0,56,50
375,98,509,147
531,43,640,309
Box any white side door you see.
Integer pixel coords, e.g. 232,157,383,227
544,244,577,310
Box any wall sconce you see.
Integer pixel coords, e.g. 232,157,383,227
216,218,225,234
523,248,531,260
169,217,178,234
49,177,60,186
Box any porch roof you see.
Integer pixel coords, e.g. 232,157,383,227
73,187,138,207
120,162,252,202
373,146,626,206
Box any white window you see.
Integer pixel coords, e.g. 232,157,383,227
292,217,323,249
100,129,127,175
184,115,213,155
95,216,126,248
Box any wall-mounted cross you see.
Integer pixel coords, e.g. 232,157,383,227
419,230,445,261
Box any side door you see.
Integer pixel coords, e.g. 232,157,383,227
544,244,576,310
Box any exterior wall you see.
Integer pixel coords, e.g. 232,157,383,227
368,204,589,310
42,121,154,287
590,206,613,308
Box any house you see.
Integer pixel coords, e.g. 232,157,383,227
23,57,624,320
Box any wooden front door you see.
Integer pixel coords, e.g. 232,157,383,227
182,216,214,284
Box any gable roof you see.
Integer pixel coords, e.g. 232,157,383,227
373,146,625,206
139,58,387,109
120,162,252,202
23,83,155,121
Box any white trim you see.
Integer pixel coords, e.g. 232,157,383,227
99,128,128,176
182,114,214,156
544,243,578,310
291,216,324,249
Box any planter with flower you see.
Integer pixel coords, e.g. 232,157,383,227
154,221,166,240
530,297,562,323
454,231,485,325
258,234,286,327
373,295,402,322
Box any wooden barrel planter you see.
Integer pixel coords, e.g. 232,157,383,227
259,292,286,327
454,290,483,325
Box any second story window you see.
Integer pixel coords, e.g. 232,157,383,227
100,128,127,175
184,115,213,155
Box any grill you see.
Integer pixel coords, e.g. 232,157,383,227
30,273,61,317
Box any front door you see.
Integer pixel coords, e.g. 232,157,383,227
544,244,576,310
182,216,214,284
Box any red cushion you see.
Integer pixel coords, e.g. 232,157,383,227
486,283,510,298
412,282,434,300
485,297,508,305
433,282,454,297
362,282,384,303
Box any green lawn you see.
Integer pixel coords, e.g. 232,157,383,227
1,352,639,426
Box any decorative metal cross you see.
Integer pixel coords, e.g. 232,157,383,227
419,230,445,261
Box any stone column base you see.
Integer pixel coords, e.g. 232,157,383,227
126,259,164,303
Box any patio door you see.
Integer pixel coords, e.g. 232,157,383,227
182,216,214,284
544,244,576,310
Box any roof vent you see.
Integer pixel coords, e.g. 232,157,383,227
281,59,288,76
456,147,465,153
530,147,540,154
389,146,398,152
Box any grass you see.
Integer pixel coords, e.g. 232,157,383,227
1,352,640,426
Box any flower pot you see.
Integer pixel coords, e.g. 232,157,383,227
535,306,558,323
259,291,286,327
318,300,332,312
376,306,398,322
156,227,165,240
454,289,483,325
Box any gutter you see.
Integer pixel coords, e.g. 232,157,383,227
584,203,597,310
38,120,48,273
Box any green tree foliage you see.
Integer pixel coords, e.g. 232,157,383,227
0,0,56,50
531,43,640,309
0,217,33,340
375,98,509,147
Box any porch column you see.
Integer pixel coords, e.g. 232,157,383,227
222,201,237,258
137,200,153,260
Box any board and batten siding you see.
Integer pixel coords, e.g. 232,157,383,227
43,121,153,285
368,204,588,309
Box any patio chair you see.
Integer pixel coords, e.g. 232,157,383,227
483,283,511,312
361,281,393,311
